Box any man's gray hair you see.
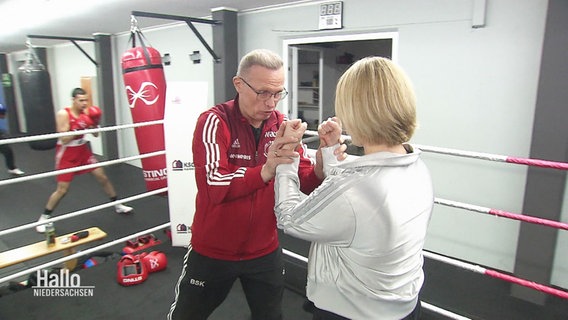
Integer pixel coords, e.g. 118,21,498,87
236,49,283,77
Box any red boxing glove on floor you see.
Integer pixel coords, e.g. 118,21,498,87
139,251,167,273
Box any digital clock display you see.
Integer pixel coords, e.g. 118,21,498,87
319,1,343,30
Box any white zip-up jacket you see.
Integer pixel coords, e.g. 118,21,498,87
275,145,433,320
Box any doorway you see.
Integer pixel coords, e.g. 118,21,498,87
282,32,397,127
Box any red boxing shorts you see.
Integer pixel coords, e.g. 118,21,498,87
55,139,97,182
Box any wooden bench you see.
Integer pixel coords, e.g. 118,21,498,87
0,227,107,270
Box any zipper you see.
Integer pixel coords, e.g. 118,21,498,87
237,192,255,260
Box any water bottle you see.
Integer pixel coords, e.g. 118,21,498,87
45,222,56,247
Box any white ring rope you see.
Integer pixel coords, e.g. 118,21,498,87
421,302,471,320
0,120,164,146
0,222,171,285
303,130,350,142
0,150,165,187
303,130,568,170
423,251,487,274
413,144,507,162
423,250,568,299
435,197,568,231
0,187,168,237
435,198,490,216
282,248,308,264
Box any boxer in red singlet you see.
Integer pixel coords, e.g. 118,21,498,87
35,88,134,233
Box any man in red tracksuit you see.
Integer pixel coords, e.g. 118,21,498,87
168,49,326,320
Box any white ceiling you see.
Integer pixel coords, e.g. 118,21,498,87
0,0,303,54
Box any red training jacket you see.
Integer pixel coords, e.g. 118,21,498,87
190,97,321,261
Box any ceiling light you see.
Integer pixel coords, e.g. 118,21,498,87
0,0,117,37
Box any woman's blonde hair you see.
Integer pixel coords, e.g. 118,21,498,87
335,56,417,146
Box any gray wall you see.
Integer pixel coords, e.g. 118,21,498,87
513,0,568,302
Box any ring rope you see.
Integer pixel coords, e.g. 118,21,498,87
0,187,168,237
0,150,165,187
0,222,171,285
420,302,472,320
304,130,568,230
0,120,164,146
435,198,568,231
423,250,568,300
9,126,559,171
283,248,472,320
414,144,568,171
282,248,308,263
303,130,568,171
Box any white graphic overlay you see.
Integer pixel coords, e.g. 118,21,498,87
32,269,94,297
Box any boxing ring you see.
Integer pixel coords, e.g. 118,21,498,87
1,121,567,319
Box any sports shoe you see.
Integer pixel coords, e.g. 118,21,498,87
35,214,52,233
115,204,134,214
8,168,25,176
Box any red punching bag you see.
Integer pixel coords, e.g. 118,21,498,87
121,32,167,192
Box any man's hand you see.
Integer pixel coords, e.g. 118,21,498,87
261,122,301,183
281,119,307,151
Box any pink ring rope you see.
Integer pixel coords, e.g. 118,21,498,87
435,198,568,231
412,144,568,170
424,251,568,300
505,156,568,170
301,133,568,171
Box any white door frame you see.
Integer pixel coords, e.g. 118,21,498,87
289,46,324,125
281,32,399,117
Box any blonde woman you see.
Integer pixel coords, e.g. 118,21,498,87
274,57,433,320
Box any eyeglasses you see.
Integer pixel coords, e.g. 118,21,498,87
239,77,288,101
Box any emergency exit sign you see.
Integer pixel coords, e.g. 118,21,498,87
319,1,343,30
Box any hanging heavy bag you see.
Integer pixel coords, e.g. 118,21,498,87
17,46,57,150
121,28,167,192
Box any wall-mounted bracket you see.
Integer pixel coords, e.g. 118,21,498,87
131,11,222,63
26,34,98,66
